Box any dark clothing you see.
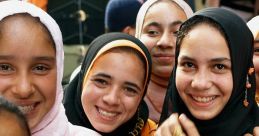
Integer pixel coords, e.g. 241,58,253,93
220,0,255,12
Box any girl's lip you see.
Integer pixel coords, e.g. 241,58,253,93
189,94,217,107
95,106,120,121
192,95,216,102
96,106,120,113
13,100,39,106
17,102,40,116
153,53,174,57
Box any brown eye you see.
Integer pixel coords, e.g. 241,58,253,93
147,30,159,36
32,64,50,75
0,64,12,71
0,64,14,74
184,62,194,68
91,78,109,88
254,48,259,54
215,64,225,70
123,86,139,97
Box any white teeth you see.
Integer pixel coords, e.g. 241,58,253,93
98,108,117,117
192,96,215,103
18,105,34,114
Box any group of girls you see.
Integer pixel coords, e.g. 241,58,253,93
0,0,258,136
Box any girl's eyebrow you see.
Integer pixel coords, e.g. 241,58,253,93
178,55,195,61
0,55,14,60
170,20,183,26
93,73,111,78
145,22,161,28
145,20,183,28
32,56,55,61
178,56,231,62
210,58,231,62
125,81,142,93
0,55,55,62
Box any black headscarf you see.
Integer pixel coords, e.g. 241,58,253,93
160,8,259,136
63,32,152,136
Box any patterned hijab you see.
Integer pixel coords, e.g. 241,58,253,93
63,32,152,136
160,8,259,136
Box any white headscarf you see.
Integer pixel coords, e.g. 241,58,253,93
135,0,193,38
247,15,259,39
0,1,100,136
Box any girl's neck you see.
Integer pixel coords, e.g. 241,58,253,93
144,74,170,122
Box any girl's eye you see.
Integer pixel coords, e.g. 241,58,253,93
178,61,196,72
183,62,195,68
0,64,14,74
32,64,50,74
147,30,159,36
254,48,259,55
124,87,138,96
214,64,225,70
213,63,230,74
92,78,108,88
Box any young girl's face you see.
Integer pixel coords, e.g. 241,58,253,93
0,15,57,129
81,51,145,133
176,24,233,120
139,1,187,79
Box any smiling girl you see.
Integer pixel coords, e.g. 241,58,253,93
0,1,100,135
63,33,156,136
158,8,259,136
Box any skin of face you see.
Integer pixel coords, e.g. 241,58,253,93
253,34,259,94
0,15,57,129
81,51,145,133
0,111,29,136
176,24,233,120
140,1,187,79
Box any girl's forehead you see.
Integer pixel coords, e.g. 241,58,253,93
0,14,55,50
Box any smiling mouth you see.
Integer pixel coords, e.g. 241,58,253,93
192,96,216,103
18,103,39,114
97,107,118,119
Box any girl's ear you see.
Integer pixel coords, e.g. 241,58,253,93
122,26,135,36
